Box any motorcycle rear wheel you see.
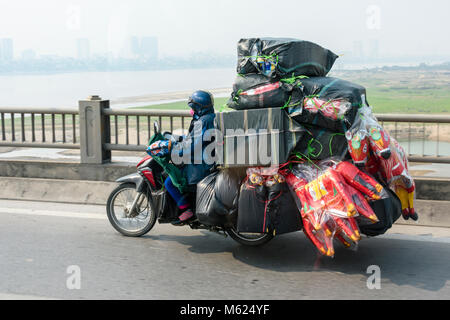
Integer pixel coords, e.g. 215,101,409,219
226,227,274,247
107,183,157,237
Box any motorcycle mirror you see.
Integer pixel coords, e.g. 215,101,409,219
153,121,160,135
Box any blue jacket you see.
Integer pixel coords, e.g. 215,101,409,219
172,108,216,185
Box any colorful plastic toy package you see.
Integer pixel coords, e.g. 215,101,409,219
345,106,418,221
303,97,351,121
284,160,386,257
377,138,417,220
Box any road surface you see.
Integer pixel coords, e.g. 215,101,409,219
0,199,449,300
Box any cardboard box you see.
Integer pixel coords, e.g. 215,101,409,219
215,108,305,167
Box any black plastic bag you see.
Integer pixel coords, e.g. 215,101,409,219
214,168,244,210
227,74,294,110
196,170,242,227
233,73,274,92
293,126,348,161
237,179,268,233
237,38,338,78
237,170,302,235
286,77,368,132
358,189,402,237
265,176,303,235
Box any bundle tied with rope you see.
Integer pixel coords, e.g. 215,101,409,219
210,37,417,257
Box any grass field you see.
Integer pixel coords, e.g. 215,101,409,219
136,68,450,114
334,69,450,114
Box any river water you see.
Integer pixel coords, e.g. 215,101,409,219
402,140,450,157
0,68,236,108
1,68,449,158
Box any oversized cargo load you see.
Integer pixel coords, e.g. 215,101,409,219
237,38,338,78
215,107,305,167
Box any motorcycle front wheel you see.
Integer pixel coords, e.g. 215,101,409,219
226,227,274,247
106,183,157,237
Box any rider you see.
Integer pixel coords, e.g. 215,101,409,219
148,90,216,225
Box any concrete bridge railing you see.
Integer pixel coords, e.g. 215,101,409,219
0,95,450,164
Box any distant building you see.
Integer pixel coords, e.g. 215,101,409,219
353,40,364,60
76,38,90,60
0,38,14,61
21,49,37,60
121,36,141,59
129,36,141,58
140,36,158,61
122,36,158,60
368,39,379,59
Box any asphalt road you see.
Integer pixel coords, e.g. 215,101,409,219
0,199,449,300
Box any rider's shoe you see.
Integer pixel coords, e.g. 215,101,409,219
171,209,194,226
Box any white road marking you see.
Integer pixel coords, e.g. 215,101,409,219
0,207,107,220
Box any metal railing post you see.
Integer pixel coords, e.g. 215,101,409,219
79,95,111,164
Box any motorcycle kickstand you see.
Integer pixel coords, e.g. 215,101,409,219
208,227,228,238
188,223,228,238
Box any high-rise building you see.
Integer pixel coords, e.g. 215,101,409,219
76,38,90,60
352,40,364,60
120,36,158,60
129,36,140,58
21,49,36,60
0,38,14,61
120,36,141,59
368,39,379,59
140,36,158,60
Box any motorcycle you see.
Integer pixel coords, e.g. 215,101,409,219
106,121,274,247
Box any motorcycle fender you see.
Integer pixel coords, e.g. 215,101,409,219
116,173,144,192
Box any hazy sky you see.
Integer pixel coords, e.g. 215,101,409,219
1,0,449,59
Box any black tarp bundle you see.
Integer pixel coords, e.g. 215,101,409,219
226,74,295,110
358,188,402,237
215,107,305,167
286,77,368,133
237,172,302,235
293,126,348,161
265,177,303,235
196,169,243,227
237,38,338,78
237,180,268,233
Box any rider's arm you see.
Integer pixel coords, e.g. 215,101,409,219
173,120,204,162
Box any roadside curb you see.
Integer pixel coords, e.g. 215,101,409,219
397,199,450,228
0,177,117,205
1,176,450,228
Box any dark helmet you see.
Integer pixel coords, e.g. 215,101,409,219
188,90,214,117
